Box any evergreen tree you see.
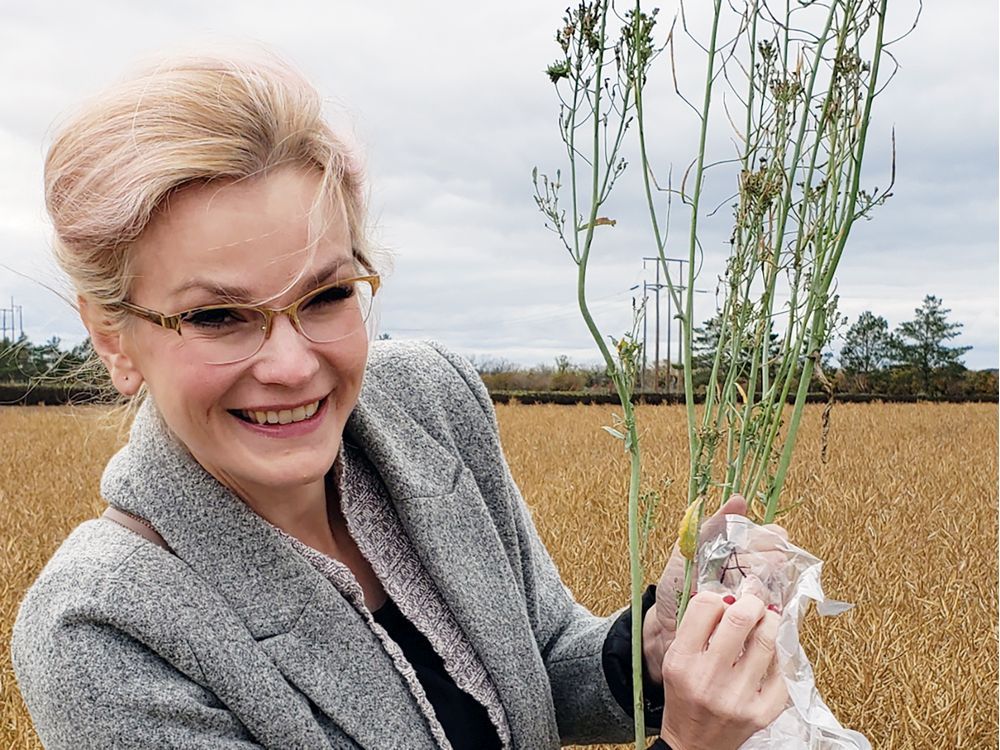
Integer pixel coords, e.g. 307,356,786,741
692,313,781,380
893,295,972,394
0,334,33,382
840,311,893,391
0,335,95,383
692,314,724,373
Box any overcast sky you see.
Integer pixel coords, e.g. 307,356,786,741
1,1,996,370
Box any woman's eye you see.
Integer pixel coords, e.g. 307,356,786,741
305,284,353,308
181,308,248,329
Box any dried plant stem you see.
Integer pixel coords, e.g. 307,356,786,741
675,0,723,622
537,1,897,742
534,3,649,744
763,0,889,522
633,0,895,619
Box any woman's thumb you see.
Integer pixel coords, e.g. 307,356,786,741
716,494,748,517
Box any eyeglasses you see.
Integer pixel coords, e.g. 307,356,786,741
116,274,380,365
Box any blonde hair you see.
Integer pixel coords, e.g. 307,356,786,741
45,48,380,330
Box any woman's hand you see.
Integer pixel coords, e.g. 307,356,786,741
642,496,788,684
658,592,788,750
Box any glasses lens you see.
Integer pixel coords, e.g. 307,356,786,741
297,279,374,344
178,307,268,365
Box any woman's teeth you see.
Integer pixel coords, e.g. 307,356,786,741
242,399,320,425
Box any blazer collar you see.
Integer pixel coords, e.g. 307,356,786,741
99,385,462,638
99,395,452,747
346,381,558,749
100,398,318,639
100,382,554,748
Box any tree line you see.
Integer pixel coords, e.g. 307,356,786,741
0,335,93,383
1,295,995,400
474,295,996,399
835,295,989,396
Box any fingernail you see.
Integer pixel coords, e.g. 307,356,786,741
722,595,736,605
767,604,781,613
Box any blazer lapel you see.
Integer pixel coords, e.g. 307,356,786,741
259,583,440,749
346,390,560,749
100,399,436,749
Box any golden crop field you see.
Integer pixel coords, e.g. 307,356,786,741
1,402,997,749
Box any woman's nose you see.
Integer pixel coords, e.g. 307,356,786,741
249,313,321,385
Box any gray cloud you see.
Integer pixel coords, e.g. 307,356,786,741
0,0,995,372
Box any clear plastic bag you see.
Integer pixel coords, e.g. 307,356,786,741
696,515,870,750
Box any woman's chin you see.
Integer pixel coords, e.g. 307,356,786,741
196,432,340,501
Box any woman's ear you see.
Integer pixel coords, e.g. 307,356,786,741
78,296,144,396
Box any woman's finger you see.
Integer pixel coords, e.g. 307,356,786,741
745,525,789,553
718,494,748,517
699,495,748,540
666,592,726,658
705,594,766,666
734,607,780,693
762,523,788,541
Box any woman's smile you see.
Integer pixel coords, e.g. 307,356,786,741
230,394,330,437
234,396,323,425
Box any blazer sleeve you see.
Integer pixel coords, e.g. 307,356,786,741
426,341,654,745
12,589,264,750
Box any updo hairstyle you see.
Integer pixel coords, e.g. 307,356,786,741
44,48,377,332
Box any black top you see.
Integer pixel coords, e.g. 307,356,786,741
372,596,502,749
373,586,669,750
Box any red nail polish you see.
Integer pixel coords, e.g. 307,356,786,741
767,604,781,613
722,595,736,605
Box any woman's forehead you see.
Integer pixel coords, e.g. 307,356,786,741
130,167,353,303
152,168,343,247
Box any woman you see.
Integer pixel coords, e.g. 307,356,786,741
12,50,787,749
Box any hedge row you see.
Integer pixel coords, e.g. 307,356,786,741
488,390,999,405
0,383,109,406
2,383,996,407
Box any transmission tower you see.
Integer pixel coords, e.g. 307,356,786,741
633,259,708,393
0,297,25,342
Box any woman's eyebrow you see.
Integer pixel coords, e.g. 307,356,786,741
305,258,354,287
169,258,354,303
170,278,255,303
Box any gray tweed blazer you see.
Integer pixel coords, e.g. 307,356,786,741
12,341,636,749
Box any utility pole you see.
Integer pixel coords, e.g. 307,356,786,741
653,261,661,390
641,289,648,390
630,281,660,392
0,297,25,343
642,257,690,393
638,259,711,395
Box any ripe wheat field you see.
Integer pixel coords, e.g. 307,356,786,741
1,402,996,749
